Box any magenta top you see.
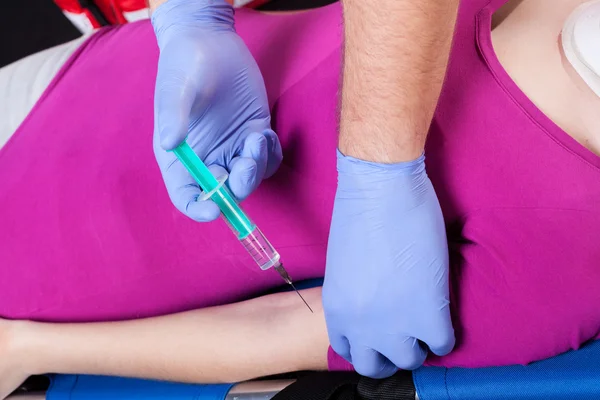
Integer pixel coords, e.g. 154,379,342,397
1,0,599,372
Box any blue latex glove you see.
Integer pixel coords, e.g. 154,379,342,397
151,0,282,221
323,151,455,378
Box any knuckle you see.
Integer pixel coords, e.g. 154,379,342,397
252,131,268,146
395,350,425,371
354,360,384,378
330,341,349,358
426,325,455,350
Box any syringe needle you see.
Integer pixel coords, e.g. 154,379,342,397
274,263,314,313
289,282,314,313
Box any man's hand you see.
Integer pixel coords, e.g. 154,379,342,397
324,152,454,378
151,0,282,221
324,0,459,377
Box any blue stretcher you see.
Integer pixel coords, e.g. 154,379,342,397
414,338,600,400
8,339,600,400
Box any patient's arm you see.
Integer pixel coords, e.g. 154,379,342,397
4,288,327,393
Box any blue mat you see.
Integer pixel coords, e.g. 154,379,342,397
414,339,600,400
48,340,600,400
48,375,234,400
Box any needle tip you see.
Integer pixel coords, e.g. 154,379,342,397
274,264,313,313
290,282,314,313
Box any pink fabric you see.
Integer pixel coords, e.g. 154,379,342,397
0,7,340,321
1,0,599,373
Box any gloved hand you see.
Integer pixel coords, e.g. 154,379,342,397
323,151,455,378
151,0,282,221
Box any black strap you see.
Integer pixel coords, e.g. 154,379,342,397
357,371,416,400
272,372,360,400
272,371,415,400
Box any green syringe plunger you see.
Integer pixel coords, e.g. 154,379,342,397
172,141,279,270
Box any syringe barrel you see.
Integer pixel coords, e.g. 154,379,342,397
238,225,281,270
209,184,255,239
209,185,280,270
213,188,280,270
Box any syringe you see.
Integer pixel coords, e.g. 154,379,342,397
172,141,313,313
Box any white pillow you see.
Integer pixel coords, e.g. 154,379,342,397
0,35,89,149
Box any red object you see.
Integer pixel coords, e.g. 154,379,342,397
118,0,147,11
100,0,148,24
53,0,105,29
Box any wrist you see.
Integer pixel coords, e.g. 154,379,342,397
336,149,425,173
339,106,427,163
338,139,424,165
148,0,168,11
335,149,427,194
151,0,234,39
150,0,231,12
8,321,41,375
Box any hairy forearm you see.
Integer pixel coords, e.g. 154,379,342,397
339,0,459,163
17,289,327,383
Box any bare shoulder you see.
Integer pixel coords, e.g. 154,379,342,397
491,0,600,156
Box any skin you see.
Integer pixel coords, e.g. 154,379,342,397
149,0,169,9
338,0,459,163
0,288,329,399
1,0,599,398
492,0,600,155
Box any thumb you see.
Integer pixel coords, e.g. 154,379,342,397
154,57,197,151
